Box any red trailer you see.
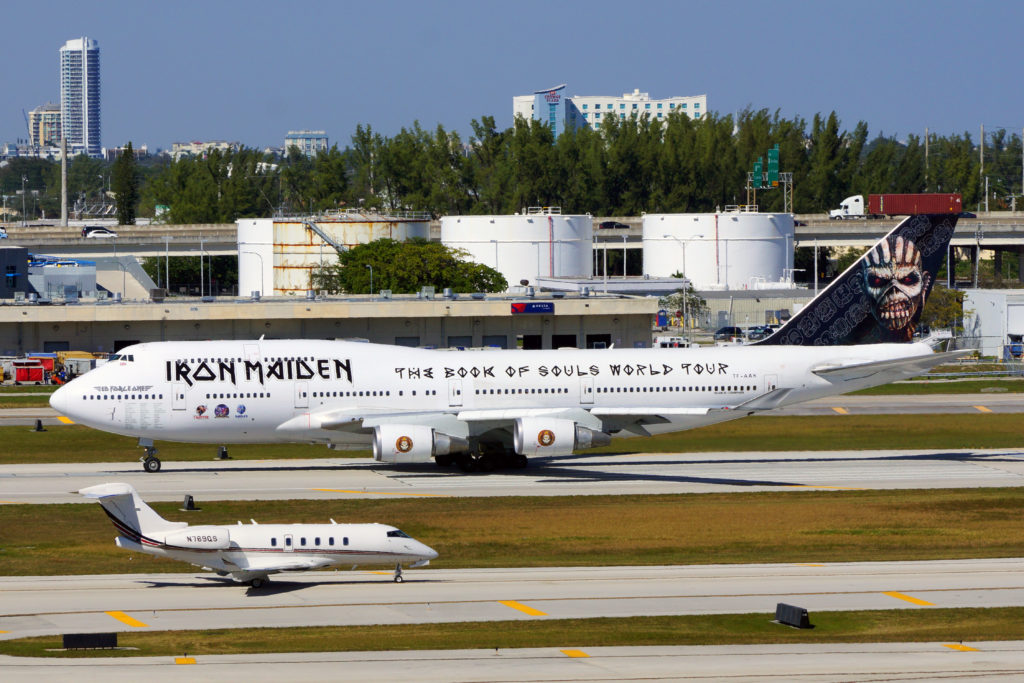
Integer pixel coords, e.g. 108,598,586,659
27,353,56,373
868,193,962,216
13,360,45,385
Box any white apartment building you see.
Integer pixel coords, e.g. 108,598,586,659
513,86,707,137
60,37,101,157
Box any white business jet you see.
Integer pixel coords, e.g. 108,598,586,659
52,214,961,473
80,482,437,587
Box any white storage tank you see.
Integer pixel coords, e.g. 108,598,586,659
441,208,592,288
238,212,430,296
642,210,795,290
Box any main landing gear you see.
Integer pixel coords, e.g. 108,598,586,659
394,563,404,583
141,447,161,473
249,576,268,589
441,446,528,473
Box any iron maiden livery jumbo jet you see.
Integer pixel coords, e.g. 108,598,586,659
81,482,438,587
52,214,960,473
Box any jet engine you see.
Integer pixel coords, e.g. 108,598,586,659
513,417,611,457
161,526,231,550
373,424,469,464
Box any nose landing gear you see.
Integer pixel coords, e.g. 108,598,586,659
139,440,161,473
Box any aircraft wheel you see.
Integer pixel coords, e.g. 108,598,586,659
478,456,496,473
394,574,404,583
513,453,528,469
250,577,265,588
456,455,477,473
435,454,454,467
143,456,162,473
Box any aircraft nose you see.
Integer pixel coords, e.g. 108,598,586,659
49,383,69,415
420,542,439,561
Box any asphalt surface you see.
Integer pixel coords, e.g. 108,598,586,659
4,561,1024,681
3,445,1024,504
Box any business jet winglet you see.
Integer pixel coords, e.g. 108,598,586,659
80,483,438,588
53,214,963,473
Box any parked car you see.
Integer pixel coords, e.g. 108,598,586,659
713,326,744,341
598,221,630,229
82,226,118,238
746,325,772,341
0,227,7,239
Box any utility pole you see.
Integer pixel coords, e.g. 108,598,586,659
21,175,27,226
60,138,68,226
924,127,929,190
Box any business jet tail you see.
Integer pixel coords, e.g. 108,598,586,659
80,482,186,541
757,213,958,345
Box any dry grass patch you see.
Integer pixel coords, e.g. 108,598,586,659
4,489,1024,576
3,608,1024,657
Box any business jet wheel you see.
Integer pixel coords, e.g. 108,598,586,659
143,456,161,473
250,577,266,588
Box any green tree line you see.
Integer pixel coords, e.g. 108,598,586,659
2,109,1020,222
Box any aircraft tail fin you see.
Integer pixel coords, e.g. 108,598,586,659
80,482,186,541
757,213,958,346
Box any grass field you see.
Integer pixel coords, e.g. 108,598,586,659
4,487,1024,576
2,411,1023,465
2,607,1022,657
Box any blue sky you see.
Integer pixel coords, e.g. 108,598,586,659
2,0,1019,152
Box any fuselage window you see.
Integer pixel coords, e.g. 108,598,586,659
329,537,334,546
285,537,292,547
315,537,321,546
300,537,306,546
271,538,277,547
343,537,349,546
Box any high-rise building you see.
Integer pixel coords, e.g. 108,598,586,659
59,37,101,157
285,130,329,157
28,103,62,148
514,86,706,137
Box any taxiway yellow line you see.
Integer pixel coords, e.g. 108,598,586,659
499,600,547,616
974,405,993,413
313,488,444,497
561,649,590,657
943,643,979,652
883,591,934,606
831,406,849,415
175,657,197,664
105,610,148,627
57,416,75,424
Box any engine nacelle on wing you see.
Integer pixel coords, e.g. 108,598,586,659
513,417,611,457
161,526,231,550
373,424,469,464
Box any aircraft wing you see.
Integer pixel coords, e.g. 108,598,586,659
225,554,335,574
811,349,968,383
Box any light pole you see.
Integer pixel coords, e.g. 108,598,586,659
663,233,703,339
21,175,27,226
365,264,373,298
241,250,265,295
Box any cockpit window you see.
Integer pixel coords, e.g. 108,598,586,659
109,354,121,361
386,529,411,539
108,354,134,362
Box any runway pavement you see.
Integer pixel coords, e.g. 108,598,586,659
3,560,1024,681
3,446,1024,504
4,559,1024,638
5,642,1024,682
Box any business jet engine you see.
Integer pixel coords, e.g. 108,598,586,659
513,417,611,457
161,526,231,550
373,424,470,464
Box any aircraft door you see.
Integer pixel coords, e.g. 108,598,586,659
244,344,260,363
294,382,308,409
284,534,294,553
172,383,186,410
448,380,463,407
764,374,778,393
579,376,595,404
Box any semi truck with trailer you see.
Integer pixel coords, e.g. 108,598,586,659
829,193,962,219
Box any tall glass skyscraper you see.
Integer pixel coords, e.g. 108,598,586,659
60,37,101,157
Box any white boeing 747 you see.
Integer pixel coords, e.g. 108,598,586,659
52,214,961,473
80,482,438,587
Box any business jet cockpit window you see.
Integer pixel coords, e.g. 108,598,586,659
387,529,411,539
